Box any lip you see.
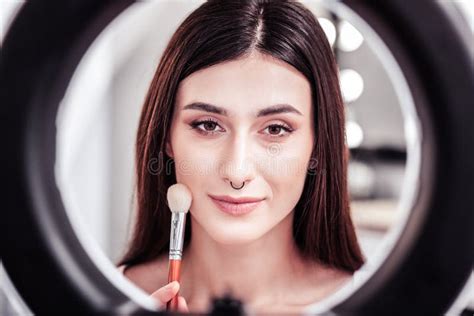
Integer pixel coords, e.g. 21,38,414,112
208,194,265,204
208,194,265,216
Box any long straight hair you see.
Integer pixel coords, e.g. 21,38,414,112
117,0,364,273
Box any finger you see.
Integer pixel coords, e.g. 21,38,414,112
150,281,180,305
177,295,189,313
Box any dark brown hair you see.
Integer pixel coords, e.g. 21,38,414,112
117,0,364,273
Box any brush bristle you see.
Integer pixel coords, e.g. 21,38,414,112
167,183,192,213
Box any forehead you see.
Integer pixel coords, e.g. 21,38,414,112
175,53,312,116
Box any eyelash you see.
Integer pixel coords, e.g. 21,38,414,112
189,118,294,138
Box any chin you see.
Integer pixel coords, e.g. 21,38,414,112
205,222,268,246
211,233,263,246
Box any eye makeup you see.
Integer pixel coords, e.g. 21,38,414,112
188,118,295,138
189,118,222,135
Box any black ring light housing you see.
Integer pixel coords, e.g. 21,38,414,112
2,0,473,315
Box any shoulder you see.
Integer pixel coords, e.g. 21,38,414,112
326,266,353,282
297,263,354,304
119,255,169,294
318,265,354,289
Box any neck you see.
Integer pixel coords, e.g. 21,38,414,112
179,212,312,311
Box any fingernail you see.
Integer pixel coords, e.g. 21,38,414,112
165,281,178,290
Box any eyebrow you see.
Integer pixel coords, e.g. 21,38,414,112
182,102,303,117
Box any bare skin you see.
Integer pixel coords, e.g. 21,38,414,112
122,51,354,313
122,250,352,314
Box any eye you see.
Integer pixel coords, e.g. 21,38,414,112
189,118,224,135
263,123,294,137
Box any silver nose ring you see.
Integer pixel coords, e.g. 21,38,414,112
230,181,245,190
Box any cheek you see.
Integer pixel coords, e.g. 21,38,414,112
263,156,309,215
170,129,220,192
259,140,312,213
258,134,312,179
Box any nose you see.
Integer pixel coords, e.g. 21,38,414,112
220,132,256,187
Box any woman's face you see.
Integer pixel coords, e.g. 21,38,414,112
166,52,314,245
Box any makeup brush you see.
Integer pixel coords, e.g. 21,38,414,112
166,183,192,311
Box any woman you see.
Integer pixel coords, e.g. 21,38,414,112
117,0,364,313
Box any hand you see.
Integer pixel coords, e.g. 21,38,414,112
150,281,189,313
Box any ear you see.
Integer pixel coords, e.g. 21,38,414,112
165,138,174,158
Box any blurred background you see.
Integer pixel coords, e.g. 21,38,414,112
1,0,473,314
